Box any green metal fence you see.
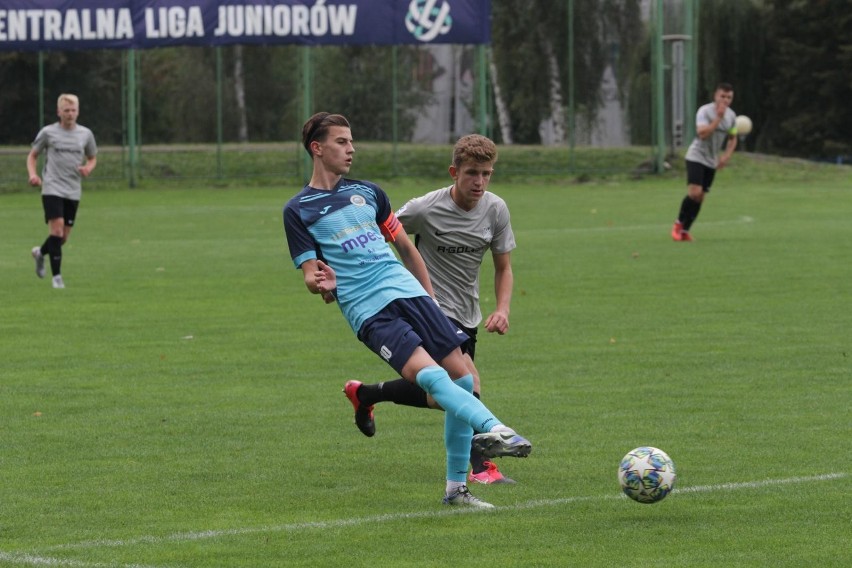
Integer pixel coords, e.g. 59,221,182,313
0,0,699,187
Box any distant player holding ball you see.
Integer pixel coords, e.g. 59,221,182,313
671,82,738,242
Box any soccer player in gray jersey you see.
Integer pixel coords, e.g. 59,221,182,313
671,83,738,242
27,93,98,288
343,134,519,484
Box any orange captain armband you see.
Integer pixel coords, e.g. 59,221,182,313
379,211,404,241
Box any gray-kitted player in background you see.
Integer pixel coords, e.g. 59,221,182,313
671,82,738,242
27,93,98,289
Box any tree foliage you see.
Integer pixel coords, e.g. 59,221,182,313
0,0,849,158
762,0,852,157
695,0,767,150
490,0,643,144
0,50,125,145
310,45,432,142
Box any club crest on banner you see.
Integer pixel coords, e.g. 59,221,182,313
405,0,453,42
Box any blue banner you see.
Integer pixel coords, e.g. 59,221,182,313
0,0,491,51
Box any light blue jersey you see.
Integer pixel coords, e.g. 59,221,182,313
283,178,428,334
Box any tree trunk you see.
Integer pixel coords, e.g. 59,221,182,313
488,50,513,144
234,45,249,143
541,35,566,144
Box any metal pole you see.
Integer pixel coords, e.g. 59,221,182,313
653,0,666,173
127,49,137,188
686,0,699,143
216,47,223,179
671,40,685,151
392,46,398,176
301,47,313,183
38,51,44,128
135,50,142,172
567,0,575,170
485,46,493,139
120,51,127,179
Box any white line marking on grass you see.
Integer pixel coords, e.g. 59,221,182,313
675,472,844,494
0,552,159,568
6,472,845,568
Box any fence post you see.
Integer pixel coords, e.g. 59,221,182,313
127,49,137,188
476,44,487,134
567,0,575,170
300,48,313,184
38,51,44,128
216,47,223,179
686,0,699,144
652,0,666,173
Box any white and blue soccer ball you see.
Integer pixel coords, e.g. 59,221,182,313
618,446,677,503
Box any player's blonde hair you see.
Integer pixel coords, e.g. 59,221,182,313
57,93,79,108
452,134,497,168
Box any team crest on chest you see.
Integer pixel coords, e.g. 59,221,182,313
350,195,366,207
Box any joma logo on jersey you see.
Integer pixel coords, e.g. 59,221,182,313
437,245,481,254
341,230,381,252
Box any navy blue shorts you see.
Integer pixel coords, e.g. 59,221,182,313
357,296,469,375
42,195,79,226
686,160,716,192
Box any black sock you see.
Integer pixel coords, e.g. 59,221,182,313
677,196,691,223
679,197,702,231
45,235,63,276
359,378,429,408
470,446,488,473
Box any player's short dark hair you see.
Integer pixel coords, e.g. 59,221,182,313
716,82,734,92
302,112,351,156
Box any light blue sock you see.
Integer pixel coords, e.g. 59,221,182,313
445,374,474,482
415,366,500,433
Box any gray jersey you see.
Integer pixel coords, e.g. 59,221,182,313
685,102,736,169
31,122,98,200
396,186,515,328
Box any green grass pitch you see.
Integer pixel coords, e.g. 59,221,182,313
0,155,850,567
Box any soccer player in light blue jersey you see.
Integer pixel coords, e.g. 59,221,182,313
671,83,738,242
283,113,531,508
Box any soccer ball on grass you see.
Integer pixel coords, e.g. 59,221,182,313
618,446,677,503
